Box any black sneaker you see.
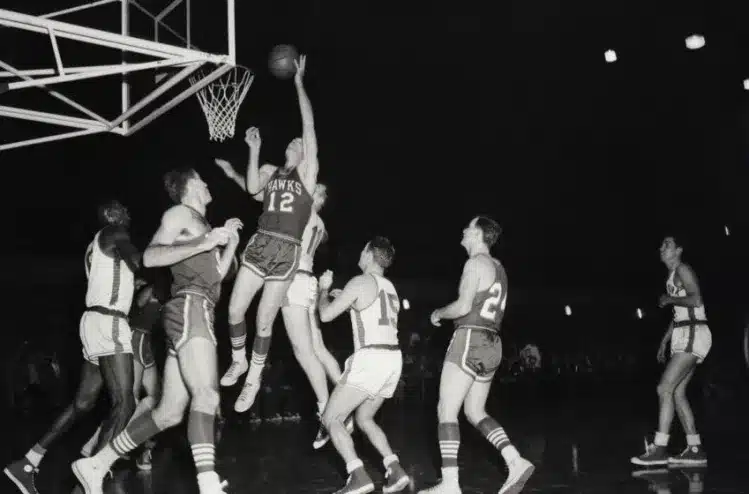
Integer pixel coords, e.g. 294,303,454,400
383,462,410,493
4,459,39,494
631,442,669,467
668,445,707,466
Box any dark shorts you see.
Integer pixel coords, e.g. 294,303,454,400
445,327,503,383
241,231,300,281
162,292,216,356
131,328,155,369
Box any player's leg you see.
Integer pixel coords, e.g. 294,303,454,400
321,384,374,493
282,306,329,413
464,380,534,494
631,352,697,466
94,353,136,451
223,266,265,386
669,364,707,466
310,307,342,383
72,353,190,493
4,360,103,494
355,396,410,493
235,278,291,412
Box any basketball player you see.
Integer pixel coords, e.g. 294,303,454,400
317,237,411,494
631,236,710,467
72,169,242,494
4,200,139,494
80,279,165,471
419,217,533,494
220,55,322,413
214,156,344,446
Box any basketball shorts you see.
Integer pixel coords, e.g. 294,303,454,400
671,323,712,364
79,309,132,366
241,231,300,281
340,346,402,399
162,292,216,356
131,329,155,369
283,270,318,308
445,327,503,382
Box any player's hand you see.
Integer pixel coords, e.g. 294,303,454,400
319,270,333,291
224,218,243,235
293,55,307,85
430,310,442,327
658,294,670,308
202,227,231,250
330,288,343,298
244,127,261,148
214,158,234,176
656,345,667,364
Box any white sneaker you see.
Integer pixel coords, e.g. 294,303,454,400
71,458,106,494
197,471,228,494
498,457,534,494
234,380,259,413
220,360,248,387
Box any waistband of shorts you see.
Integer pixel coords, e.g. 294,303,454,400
174,290,216,307
256,229,301,245
359,344,400,351
673,320,708,328
86,306,128,318
296,269,314,276
455,325,499,335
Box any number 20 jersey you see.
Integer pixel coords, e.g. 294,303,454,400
454,256,508,333
257,167,313,243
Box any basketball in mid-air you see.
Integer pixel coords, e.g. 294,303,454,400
268,44,299,79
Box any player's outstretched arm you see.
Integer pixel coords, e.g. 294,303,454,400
214,158,247,192
101,225,141,273
432,258,481,324
293,55,319,193
318,271,364,323
243,127,275,201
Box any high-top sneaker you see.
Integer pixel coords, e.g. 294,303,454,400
197,472,228,494
220,360,248,387
234,380,259,413
417,480,462,494
383,462,410,493
631,442,669,467
334,468,375,494
668,445,707,467
313,415,355,449
498,457,535,494
4,459,39,494
71,457,107,494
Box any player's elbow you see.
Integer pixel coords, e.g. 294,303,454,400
456,300,472,317
142,250,157,268
319,310,334,324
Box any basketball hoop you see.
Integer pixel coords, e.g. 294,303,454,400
191,65,253,142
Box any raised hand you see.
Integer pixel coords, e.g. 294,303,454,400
244,126,261,149
293,55,307,85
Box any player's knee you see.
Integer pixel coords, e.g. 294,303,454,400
321,409,343,431
73,395,98,414
463,404,488,427
228,304,247,325
354,410,376,432
153,405,184,429
437,398,460,422
191,387,220,414
673,386,688,403
656,380,675,398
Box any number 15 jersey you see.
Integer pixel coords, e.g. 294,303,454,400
258,167,313,244
454,255,508,333
349,274,400,351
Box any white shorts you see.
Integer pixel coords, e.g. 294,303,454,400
79,311,133,366
283,270,317,309
340,347,402,399
671,323,712,364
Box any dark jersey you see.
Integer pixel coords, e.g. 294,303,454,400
454,256,508,333
257,167,313,243
170,208,222,304
130,298,162,332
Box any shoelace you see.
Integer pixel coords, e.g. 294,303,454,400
238,383,254,400
227,362,242,375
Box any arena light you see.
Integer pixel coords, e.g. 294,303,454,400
636,308,643,319
604,50,617,63
744,79,749,90
564,305,572,316
402,299,410,310
685,34,705,50
724,225,730,236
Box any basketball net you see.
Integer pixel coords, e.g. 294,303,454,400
191,66,254,142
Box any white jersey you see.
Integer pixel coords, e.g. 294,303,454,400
666,268,707,324
299,211,326,272
349,273,400,351
84,230,135,314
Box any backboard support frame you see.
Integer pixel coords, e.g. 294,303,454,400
0,0,237,151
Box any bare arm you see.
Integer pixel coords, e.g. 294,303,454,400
100,225,141,273
433,258,482,321
665,264,703,308
214,158,247,192
242,127,275,199
318,276,365,323
143,207,219,268
294,57,319,192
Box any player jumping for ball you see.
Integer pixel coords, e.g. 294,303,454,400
630,236,710,467
72,168,242,494
419,216,533,494
318,237,411,494
219,55,324,415
215,156,345,445
5,201,139,494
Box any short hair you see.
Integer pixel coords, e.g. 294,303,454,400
663,234,687,252
475,216,501,247
367,236,395,269
163,168,196,204
98,199,129,227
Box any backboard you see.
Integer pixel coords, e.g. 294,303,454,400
0,0,240,151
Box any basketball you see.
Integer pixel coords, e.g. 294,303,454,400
268,44,299,79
